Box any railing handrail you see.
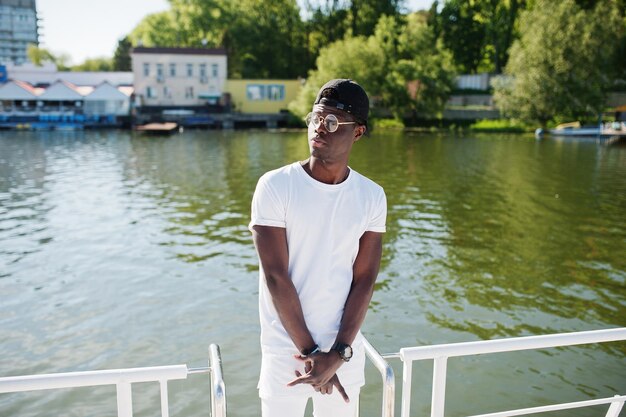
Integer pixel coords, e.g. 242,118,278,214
400,327,626,361
363,337,395,417
0,365,189,394
467,395,626,417
0,344,226,417
397,327,626,417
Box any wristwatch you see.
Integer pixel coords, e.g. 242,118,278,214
331,342,353,362
300,344,321,357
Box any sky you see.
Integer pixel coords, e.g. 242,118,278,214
37,0,434,65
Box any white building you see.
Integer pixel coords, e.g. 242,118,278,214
0,78,132,127
4,62,133,87
83,81,130,116
0,0,38,65
131,47,227,108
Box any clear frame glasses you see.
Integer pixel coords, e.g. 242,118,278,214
305,112,356,133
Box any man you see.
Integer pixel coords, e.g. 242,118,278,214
249,79,386,417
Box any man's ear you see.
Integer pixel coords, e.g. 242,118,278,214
353,125,366,142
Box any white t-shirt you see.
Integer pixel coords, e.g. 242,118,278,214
249,162,386,397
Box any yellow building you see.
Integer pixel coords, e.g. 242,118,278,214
225,79,302,114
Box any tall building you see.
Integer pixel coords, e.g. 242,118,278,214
0,0,38,65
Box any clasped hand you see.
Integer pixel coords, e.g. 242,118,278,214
286,351,349,402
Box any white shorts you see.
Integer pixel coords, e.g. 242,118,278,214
261,387,360,417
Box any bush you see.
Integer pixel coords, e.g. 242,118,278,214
373,118,405,129
469,119,531,132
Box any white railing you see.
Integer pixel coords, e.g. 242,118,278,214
0,343,226,417
395,328,626,417
364,337,395,417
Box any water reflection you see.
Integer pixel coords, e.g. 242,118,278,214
355,133,626,343
1,130,624,417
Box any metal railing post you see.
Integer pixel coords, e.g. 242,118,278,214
209,344,226,417
159,380,169,417
363,338,395,417
116,382,133,417
401,360,413,417
431,357,448,417
606,395,625,417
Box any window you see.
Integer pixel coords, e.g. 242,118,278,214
157,64,164,77
164,86,171,98
211,64,218,78
246,84,265,100
169,63,176,77
146,86,157,98
185,86,194,99
187,63,193,77
267,85,285,101
143,63,150,76
199,64,207,77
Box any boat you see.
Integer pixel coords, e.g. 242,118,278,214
134,122,179,134
549,122,626,140
0,328,624,417
549,121,601,137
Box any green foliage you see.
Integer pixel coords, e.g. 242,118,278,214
432,0,523,74
494,0,623,126
27,44,71,70
374,118,405,129
71,57,113,72
289,35,385,118
129,11,179,47
438,0,485,73
290,14,456,122
469,119,530,132
113,36,132,71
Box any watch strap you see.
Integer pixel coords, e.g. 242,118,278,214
300,344,320,357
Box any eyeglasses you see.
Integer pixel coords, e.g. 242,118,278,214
305,112,356,133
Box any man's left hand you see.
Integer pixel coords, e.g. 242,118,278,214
286,351,343,389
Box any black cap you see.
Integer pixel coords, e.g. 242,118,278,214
314,79,369,127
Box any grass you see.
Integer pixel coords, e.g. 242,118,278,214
469,119,533,133
372,118,405,129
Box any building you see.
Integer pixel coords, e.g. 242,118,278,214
4,62,133,87
0,79,132,129
131,47,227,111
225,79,301,114
0,0,38,65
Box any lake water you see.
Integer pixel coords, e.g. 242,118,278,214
1,129,625,417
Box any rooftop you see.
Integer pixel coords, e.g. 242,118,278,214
131,47,227,56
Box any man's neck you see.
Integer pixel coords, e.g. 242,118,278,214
302,157,350,185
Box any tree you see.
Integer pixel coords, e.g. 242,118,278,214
377,14,456,119
128,0,309,78
432,0,526,74
129,11,179,47
113,36,132,71
289,35,386,120
475,0,523,74
494,0,623,127
27,44,70,70
438,0,485,73
290,13,456,122
71,57,113,72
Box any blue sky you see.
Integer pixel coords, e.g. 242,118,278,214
37,0,434,65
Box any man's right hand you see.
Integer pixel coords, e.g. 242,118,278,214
293,365,349,402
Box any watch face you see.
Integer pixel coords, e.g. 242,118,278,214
343,345,353,359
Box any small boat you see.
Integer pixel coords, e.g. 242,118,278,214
134,122,179,134
549,121,600,137
547,121,626,144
